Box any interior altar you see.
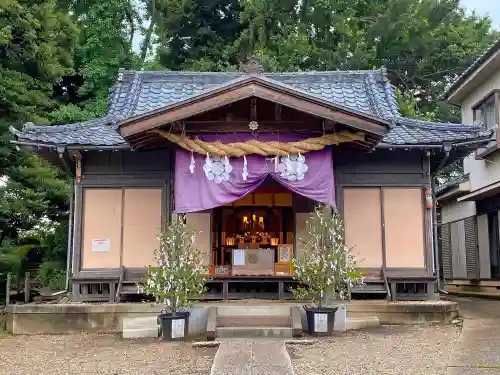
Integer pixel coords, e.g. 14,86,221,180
205,184,295,276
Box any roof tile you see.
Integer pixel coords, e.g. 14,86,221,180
11,69,493,147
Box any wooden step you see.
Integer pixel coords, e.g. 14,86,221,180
352,282,387,294
217,315,292,328
120,284,140,294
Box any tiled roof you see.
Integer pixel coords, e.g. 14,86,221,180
443,37,500,101
10,68,493,148
436,174,470,195
382,117,492,145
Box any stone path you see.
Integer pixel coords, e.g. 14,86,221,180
210,339,293,375
446,296,500,374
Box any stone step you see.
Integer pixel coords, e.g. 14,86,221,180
216,326,293,338
216,305,291,317
217,315,292,327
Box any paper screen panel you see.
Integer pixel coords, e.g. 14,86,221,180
383,188,425,268
122,189,162,267
343,188,383,267
82,189,122,269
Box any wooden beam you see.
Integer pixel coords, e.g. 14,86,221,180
120,85,253,137
183,120,323,132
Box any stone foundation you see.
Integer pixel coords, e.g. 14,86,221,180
6,303,208,336
5,300,459,335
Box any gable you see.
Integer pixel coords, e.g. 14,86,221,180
117,76,391,139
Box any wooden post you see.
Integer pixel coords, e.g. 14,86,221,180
278,280,285,300
222,280,229,300
24,272,30,303
5,273,11,305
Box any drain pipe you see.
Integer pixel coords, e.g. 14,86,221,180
431,147,451,295
53,147,75,296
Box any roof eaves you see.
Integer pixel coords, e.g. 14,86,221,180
379,116,494,147
443,37,500,101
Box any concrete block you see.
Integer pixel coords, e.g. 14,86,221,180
333,305,347,331
290,306,303,337
122,315,159,339
123,327,159,339
216,326,293,338
206,306,217,341
187,307,209,336
346,316,380,330
122,316,158,330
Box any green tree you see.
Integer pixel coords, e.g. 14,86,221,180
50,0,139,124
0,0,76,274
234,0,498,121
138,215,207,313
152,0,244,70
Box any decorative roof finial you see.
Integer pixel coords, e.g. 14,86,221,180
241,56,264,74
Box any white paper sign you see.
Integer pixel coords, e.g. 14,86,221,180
171,318,185,338
91,238,110,252
233,249,245,266
314,313,328,333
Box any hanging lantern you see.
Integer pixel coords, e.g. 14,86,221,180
424,187,433,209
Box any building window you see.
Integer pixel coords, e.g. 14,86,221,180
474,93,498,129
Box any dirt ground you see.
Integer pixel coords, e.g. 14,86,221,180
287,325,461,375
0,333,216,375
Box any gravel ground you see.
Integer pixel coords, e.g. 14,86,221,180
0,333,216,375
287,325,461,375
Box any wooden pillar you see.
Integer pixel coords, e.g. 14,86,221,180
278,280,285,300
222,280,229,300
5,273,11,305
24,272,30,303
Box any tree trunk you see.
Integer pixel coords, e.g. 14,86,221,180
141,17,155,63
125,4,135,47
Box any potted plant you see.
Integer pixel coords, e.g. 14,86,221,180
292,205,363,336
138,215,207,341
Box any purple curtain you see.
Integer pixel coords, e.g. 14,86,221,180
174,133,335,213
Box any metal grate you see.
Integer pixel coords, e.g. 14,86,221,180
464,216,479,279
441,223,452,279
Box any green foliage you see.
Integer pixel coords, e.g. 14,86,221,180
293,205,363,307
151,0,497,121
35,221,68,290
70,0,137,97
138,216,207,314
38,261,66,290
152,0,244,70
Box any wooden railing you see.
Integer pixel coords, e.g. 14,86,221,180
1,272,39,305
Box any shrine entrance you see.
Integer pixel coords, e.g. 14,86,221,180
212,178,295,275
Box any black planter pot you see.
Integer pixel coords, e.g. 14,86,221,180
303,305,338,336
158,311,190,341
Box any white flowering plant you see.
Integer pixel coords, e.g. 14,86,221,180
292,205,363,307
138,215,207,315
